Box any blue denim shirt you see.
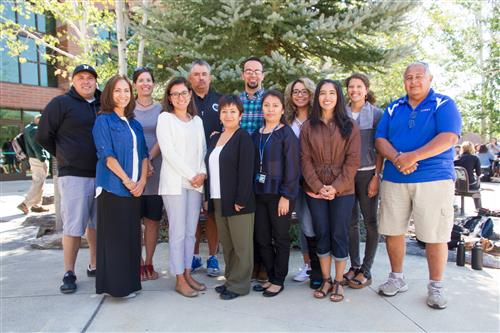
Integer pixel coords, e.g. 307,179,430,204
93,112,148,197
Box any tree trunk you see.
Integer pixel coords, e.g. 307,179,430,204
136,0,150,67
116,0,128,75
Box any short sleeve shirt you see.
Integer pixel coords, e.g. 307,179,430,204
375,89,462,183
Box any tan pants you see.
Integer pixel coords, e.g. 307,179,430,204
213,200,254,295
23,158,48,208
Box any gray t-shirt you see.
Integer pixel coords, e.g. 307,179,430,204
134,102,162,195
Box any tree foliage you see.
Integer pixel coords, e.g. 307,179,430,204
427,0,499,138
140,0,418,92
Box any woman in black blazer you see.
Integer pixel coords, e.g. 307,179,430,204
205,95,255,300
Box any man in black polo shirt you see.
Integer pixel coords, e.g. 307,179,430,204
188,59,222,277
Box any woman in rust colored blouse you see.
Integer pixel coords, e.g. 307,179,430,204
300,79,360,302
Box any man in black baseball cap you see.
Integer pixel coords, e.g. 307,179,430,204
72,64,98,79
37,63,101,294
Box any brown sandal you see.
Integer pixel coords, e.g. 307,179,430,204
348,269,372,289
330,280,344,302
314,278,333,299
342,267,358,285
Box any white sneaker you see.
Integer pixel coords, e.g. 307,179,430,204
427,282,447,309
293,263,310,282
378,272,408,296
122,292,136,299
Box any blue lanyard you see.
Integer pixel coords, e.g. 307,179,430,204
258,124,280,172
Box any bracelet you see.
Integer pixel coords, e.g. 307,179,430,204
394,151,402,160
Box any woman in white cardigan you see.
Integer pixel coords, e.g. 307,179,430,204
157,77,207,297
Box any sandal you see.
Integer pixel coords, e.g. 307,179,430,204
348,269,372,289
313,278,333,299
140,265,148,281
330,280,344,302
146,264,159,280
175,286,198,298
187,278,207,291
342,267,358,285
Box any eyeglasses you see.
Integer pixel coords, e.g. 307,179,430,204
243,69,263,76
408,109,417,128
292,89,309,96
170,90,190,98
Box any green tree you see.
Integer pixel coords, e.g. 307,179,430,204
140,0,418,92
427,0,499,138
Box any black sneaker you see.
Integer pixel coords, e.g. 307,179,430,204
87,265,96,277
215,285,227,294
60,271,77,294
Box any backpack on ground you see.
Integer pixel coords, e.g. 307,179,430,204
11,133,27,162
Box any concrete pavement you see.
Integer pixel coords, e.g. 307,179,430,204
1,180,500,332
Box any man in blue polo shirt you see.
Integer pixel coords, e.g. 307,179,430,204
375,62,461,309
239,56,265,134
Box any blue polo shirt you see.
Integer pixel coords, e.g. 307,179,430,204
375,89,461,183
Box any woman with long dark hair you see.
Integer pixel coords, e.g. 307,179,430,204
300,79,360,302
93,74,149,298
132,67,163,281
284,78,321,287
343,73,383,289
252,90,300,297
156,76,207,297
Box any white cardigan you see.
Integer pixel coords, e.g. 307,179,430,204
156,112,207,195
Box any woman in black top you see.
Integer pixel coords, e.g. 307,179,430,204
205,95,255,300
454,141,482,209
251,90,300,297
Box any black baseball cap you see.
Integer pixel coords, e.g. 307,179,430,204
72,64,98,79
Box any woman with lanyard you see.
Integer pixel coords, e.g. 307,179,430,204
343,73,383,289
156,77,207,297
300,79,360,302
93,75,149,298
284,78,322,288
205,95,255,300
132,67,163,281
251,90,300,297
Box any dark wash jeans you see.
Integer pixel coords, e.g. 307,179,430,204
306,194,355,260
349,169,379,273
254,194,293,286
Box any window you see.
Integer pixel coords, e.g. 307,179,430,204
0,1,57,87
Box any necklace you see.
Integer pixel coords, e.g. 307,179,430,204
136,99,154,108
294,117,305,128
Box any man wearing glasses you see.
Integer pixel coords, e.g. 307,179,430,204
239,56,265,134
374,62,461,309
188,60,222,277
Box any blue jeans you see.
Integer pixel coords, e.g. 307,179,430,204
306,194,355,261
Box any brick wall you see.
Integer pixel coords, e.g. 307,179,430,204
0,82,65,110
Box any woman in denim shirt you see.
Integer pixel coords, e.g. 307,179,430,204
93,75,149,298
251,90,300,297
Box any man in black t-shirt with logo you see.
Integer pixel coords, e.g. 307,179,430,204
188,60,222,277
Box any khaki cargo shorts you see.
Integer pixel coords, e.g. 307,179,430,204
379,179,455,243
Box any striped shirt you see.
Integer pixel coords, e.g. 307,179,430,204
239,89,264,134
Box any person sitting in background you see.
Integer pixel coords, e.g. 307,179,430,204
477,144,494,180
454,141,481,209
487,138,500,157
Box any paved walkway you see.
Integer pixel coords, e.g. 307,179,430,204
1,180,499,332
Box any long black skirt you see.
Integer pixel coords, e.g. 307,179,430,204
96,190,142,297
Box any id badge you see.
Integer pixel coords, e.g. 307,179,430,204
256,173,266,184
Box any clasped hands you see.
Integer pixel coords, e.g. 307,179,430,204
190,173,206,188
393,151,419,175
123,179,146,197
320,185,337,200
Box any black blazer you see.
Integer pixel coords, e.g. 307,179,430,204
205,128,255,217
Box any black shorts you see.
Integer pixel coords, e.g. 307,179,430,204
140,195,164,221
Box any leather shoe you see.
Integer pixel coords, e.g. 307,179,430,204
215,285,226,294
220,289,239,300
31,205,49,213
252,284,268,292
263,285,284,297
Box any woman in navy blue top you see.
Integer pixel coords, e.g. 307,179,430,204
92,75,149,298
251,90,300,297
